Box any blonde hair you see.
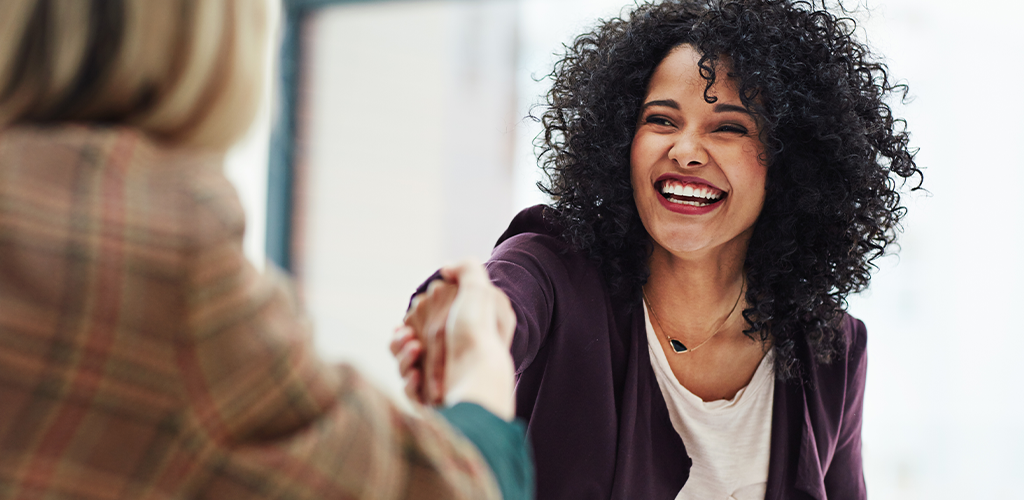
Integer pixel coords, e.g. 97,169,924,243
0,0,268,150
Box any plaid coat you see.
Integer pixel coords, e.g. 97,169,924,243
0,125,501,499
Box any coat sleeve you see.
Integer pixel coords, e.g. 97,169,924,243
174,170,505,500
822,315,868,499
485,233,561,375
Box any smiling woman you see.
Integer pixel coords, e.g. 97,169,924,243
631,46,767,260
394,0,922,499
632,45,770,405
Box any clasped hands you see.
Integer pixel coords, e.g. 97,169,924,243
391,260,517,421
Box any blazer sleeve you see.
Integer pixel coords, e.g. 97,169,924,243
485,233,560,375
823,315,869,499
174,171,505,500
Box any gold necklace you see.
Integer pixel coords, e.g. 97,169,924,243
642,275,745,354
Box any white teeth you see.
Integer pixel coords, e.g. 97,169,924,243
659,181,723,200
667,198,711,206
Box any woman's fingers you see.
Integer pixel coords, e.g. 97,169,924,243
396,338,423,374
402,259,516,412
403,279,457,406
421,298,449,404
393,326,427,402
390,326,414,356
403,370,423,403
392,327,425,375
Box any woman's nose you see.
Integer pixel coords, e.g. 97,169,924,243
668,132,709,168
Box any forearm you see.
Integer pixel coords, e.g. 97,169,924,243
444,332,516,420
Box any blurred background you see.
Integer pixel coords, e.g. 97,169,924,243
225,0,1024,497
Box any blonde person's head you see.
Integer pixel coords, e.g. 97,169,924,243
0,0,268,150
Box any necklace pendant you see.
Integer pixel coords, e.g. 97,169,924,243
669,339,688,353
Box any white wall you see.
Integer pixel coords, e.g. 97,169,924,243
295,0,519,403
849,0,1024,497
224,109,271,270
513,0,633,212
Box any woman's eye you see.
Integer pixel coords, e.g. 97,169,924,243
645,116,674,127
717,124,749,134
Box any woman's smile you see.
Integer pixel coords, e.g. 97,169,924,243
656,174,727,214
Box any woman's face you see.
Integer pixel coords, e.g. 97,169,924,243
631,45,767,261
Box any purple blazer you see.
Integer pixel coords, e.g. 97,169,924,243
423,205,867,500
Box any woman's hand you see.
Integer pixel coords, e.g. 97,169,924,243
393,260,516,419
395,279,456,405
391,325,430,404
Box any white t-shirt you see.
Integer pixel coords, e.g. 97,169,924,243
643,300,775,500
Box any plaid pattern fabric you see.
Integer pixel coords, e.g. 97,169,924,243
0,125,501,500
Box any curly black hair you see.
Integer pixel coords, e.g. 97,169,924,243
536,0,921,380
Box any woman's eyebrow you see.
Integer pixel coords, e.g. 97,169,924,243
714,103,754,116
642,100,752,117
641,99,679,111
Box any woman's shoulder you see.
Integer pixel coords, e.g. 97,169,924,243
490,205,600,282
840,313,868,359
493,205,565,253
798,312,868,391
494,205,560,243
1,124,242,249
492,205,587,261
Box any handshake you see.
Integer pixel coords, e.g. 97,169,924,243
391,260,517,420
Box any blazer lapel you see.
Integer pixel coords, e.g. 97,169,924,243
765,376,825,500
795,388,828,499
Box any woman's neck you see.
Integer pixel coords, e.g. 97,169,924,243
644,242,749,341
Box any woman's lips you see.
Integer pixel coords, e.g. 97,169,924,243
655,174,725,193
654,175,726,215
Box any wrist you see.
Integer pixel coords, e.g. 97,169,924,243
444,338,515,420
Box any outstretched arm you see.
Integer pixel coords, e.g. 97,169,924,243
400,260,533,500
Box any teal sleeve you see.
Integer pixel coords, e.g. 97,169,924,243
439,403,535,500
